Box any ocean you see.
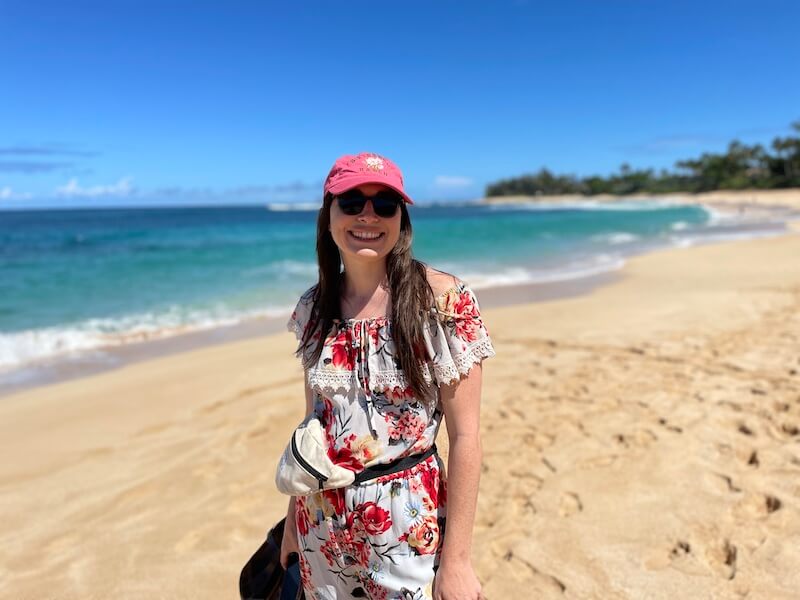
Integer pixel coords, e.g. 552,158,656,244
0,200,790,392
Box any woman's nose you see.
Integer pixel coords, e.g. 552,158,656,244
357,199,379,221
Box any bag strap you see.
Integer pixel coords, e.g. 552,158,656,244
352,444,438,484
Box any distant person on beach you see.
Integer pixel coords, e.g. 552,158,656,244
279,152,495,599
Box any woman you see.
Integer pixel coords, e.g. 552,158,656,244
280,152,495,600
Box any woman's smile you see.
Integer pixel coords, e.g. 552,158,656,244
348,229,385,241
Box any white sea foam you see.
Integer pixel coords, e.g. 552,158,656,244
0,303,293,372
264,202,319,212
460,253,626,289
486,198,690,212
592,232,641,245
242,260,317,278
703,205,739,225
669,227,786,249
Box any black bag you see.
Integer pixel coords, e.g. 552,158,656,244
239,518,305,600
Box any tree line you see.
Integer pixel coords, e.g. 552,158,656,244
485,120,800,197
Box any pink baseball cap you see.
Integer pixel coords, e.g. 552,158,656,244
323,152,414,205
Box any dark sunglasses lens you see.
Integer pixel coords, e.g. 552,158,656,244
372,192,401,217
336,191,402,217
337,194,367,215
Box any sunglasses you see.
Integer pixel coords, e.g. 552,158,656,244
335,190,403,218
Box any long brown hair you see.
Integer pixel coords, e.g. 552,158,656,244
296,193,437,402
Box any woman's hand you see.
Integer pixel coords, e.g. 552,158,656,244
280,500,300,569
433,559,483,600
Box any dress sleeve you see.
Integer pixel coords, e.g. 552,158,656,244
286,286,319,353
423,281,496,387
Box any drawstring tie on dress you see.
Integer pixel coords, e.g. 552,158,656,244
333,318,380,439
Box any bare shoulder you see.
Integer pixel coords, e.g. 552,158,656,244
425,266,462,297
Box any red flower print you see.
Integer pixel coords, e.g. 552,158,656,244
452,291,483,343
298,554,313,589
347,501,393,536
385,385,415,404
327,329,355,370
327,434,365,472
419,465,442,508
402,515,441,556
368,322,381,346
295,497,310,536
398,412,426,439
319,539,341,567
320,397,334,432
387,422,403,443
321,488,346,516
365,578,388,600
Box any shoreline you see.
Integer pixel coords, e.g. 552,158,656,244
2,226,800,597
478,187,800,212
0,269,620,399
2,197,796,399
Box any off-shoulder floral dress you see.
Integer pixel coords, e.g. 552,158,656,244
286,281,495,600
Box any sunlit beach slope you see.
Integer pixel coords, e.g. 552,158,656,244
481,187,800,211
1,224,800,598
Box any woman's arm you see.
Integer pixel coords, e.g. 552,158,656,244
434,362,484,600
280,374,315,568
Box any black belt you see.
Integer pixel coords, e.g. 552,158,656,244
352,445,438,485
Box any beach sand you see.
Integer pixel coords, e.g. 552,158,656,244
2,227,800,599
480,187,800,212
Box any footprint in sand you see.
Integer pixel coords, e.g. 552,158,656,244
731,491,782,520
657,417,683,434
781,422,799,436
708,472,742,493
492,550,567,593
612,433,629,448
558,491,583,517
652,539,707,576
654,537,737,580
614,429,658,450
577,454,618,469
704,538,738,580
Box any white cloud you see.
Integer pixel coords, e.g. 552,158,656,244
433,175,474,189
0,186,32,200
56,177,134,198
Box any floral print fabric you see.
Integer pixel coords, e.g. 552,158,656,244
285,281,495,599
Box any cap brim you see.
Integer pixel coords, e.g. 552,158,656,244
327,175,414,205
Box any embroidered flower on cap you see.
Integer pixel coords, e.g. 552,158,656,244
365,156,385,172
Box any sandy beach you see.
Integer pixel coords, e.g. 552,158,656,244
480,188,800,212
2,218,800,598
481,189,800,230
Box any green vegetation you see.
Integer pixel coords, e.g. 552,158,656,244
486,120,800,197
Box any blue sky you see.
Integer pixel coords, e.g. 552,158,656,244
1,0,799,208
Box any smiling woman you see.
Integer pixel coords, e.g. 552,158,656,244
328,183,402,267
272,152,495,600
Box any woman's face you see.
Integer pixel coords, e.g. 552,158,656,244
329,183,402,264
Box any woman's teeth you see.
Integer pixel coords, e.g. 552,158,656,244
349,231,383,241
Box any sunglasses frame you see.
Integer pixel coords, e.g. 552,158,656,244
334,190,403,218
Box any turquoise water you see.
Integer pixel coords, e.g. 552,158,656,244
0,200,778,374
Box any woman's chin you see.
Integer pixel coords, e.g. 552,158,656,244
346,246,387,260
